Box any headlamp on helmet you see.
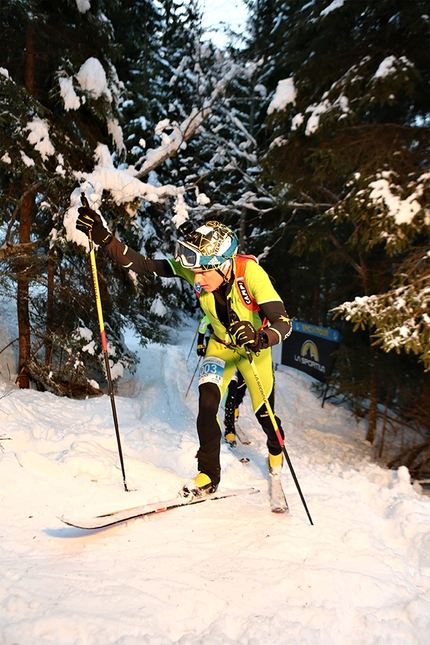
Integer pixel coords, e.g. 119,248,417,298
175,221,238,271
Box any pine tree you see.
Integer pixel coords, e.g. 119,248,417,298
243,0,430,467
0,0,132,394
0,0,251,394
263,0,429,348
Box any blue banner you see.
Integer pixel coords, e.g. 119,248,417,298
280,321,341,382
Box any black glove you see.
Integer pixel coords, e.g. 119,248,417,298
196,343,206,357
76,205,112,247
228,320,269,354
229,320,268,354
229,320,257,346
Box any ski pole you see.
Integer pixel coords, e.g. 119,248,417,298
185,356,202,398
245,346,313,525
185,325,199,363
81,194,129,492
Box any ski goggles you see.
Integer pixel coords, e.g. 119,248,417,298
175,240,222,271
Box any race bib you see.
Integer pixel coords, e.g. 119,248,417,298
198,356,225,387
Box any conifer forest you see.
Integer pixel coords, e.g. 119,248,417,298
0,0,429,478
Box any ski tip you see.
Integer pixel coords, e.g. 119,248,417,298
58,515,76,527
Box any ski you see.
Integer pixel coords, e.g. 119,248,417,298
235,422,251,445
59,487,259,530
269,475,289,514
224,426,250,463
224,422,251,463
226,440,250,463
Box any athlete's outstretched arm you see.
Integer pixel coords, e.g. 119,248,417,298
103,237,175,278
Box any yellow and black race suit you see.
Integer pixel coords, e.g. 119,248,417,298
103,237,292,486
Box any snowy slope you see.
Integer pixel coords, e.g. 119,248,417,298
0,320,429,645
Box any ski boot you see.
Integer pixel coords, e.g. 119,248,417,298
224,406,241,446
268,453,289,513
179,472,218,500
224,426,237,447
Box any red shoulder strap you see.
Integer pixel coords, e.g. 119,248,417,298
234,255,260,312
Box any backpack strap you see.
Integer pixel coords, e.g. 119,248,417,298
234,255,260,312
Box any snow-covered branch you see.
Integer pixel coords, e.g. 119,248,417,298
333,269,430,370
135,64,241,179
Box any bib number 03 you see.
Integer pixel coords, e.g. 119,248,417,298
198,357,225,387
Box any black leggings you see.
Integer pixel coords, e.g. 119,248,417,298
224,372,247,430
196,381,284,485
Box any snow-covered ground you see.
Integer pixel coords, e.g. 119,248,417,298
1,320,429,645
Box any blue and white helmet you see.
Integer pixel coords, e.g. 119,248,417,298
175,221,238,270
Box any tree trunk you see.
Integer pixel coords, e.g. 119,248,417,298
45,255,55,367
16,187,32,389
366,348,378,444
25,22,35,93
378,387,391,459
356,252,379,444
16,21,36,389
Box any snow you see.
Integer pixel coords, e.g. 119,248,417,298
1,318,430,645
320,0,345,18
25,117,55,161
267,78,296,115
75,0,91,13
304,99,331,135
373,55,413,79
77,57,111,101
269,77,351,135
58,55,116,113
367,172,426,225
57,56,124,152
63,151,188,250
107,117,125,154
20,150,35,167
58,76,81,111
200,0,247,48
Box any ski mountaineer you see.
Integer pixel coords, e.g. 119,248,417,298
76,206,293,502
196,313,212,357
223,370,247,446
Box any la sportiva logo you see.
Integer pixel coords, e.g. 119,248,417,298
302,340,319,361
295,339,325,374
